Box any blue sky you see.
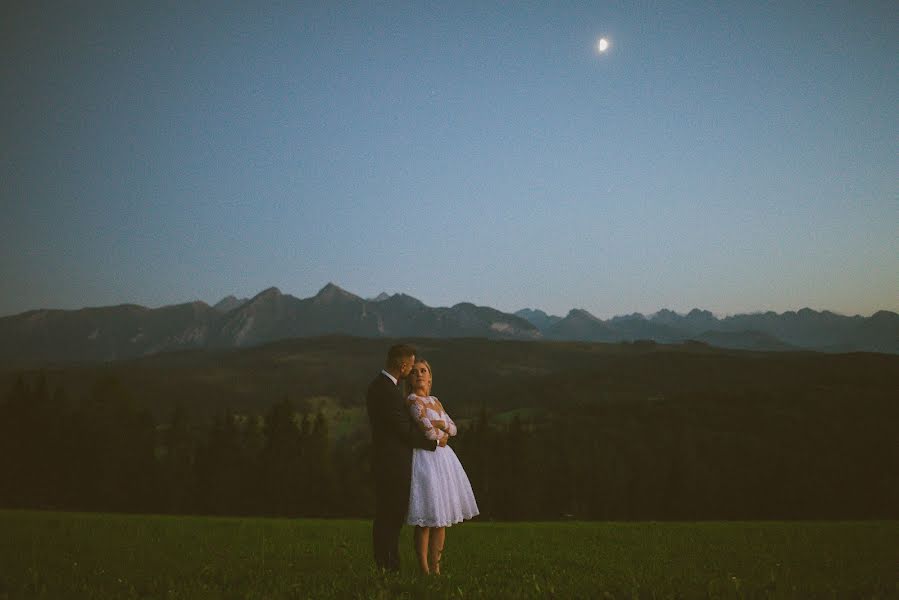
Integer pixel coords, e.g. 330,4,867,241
2,1,896,318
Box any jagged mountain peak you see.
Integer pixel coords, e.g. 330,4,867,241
317,282,343,294
249,287,282,302
313,282,359,303
222,289,285,321
566,308,601,321
544,307,615,341
213,295,249,313
370,292,391,302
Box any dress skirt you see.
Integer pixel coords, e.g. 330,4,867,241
407,445,479,527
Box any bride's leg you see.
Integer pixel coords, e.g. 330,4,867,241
413,526,430,574
427,527,445,575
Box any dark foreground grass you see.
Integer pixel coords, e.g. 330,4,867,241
0,511,896,599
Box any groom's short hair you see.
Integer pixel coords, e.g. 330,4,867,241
386,343,416,368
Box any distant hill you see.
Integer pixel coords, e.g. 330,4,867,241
545,309,620,342
516,305,898,354
0,284,895,365
0,301,219,363
0,284,538,364
693,330,798,352
514,308,561,331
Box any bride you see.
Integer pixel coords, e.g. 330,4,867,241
406,359,479,575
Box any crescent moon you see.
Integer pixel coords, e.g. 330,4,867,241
597,38,610,53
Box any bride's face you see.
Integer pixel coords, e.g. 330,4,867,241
409,362,432,394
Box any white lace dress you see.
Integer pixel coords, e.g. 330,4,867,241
406,393,479,528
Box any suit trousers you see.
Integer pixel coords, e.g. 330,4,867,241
372,478,409,572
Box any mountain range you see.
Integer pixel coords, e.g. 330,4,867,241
0,283,896,364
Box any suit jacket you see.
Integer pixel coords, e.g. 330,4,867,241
366,372,437,494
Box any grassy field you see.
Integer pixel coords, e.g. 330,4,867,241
0,511,896,599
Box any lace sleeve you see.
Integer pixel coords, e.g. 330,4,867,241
407,395,440,440
444,410,457,437
432,397,457,437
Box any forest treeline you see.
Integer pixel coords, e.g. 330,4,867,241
2,370,896,520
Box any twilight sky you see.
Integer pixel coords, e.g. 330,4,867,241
2,1,897,319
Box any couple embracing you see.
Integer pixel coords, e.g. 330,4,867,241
366,344,479,575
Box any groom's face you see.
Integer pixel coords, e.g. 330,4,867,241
399,355,415,378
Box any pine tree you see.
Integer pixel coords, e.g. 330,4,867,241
161,402,196,513
0,375,30,508
259,397,302,516
307,411,334,515
196,411,244,515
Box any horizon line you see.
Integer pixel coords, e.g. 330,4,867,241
2,282,895,321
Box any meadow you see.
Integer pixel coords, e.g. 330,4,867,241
1,510,896,599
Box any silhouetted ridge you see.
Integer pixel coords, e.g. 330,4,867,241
0,284,896,364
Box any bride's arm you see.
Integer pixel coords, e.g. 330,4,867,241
408,396,441,441
433,398,457,437
443,411,457,437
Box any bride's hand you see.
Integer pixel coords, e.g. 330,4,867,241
431,419,447,431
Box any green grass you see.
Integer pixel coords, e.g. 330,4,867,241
1,510,896,599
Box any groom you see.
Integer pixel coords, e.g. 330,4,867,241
366,343,438,572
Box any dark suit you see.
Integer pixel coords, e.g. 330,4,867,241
366,371,437,571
